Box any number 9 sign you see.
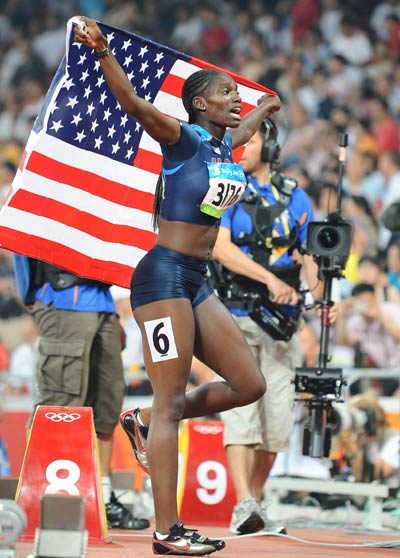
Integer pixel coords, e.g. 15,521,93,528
196,460,227,505
178,420,236,526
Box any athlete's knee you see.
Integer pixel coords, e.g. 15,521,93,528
154,391,187,424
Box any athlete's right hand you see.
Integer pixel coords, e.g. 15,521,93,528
72,16,107,51
265,273,298,305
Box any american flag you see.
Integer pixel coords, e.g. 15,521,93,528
0,18,277,288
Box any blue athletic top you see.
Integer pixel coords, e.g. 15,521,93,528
160,122,246,226
221,174,315,316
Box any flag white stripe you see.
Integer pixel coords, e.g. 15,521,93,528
26,133,159,193
0,207,147,265
153,89,188,121
20,170,154,230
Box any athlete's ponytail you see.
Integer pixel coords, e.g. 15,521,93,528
152,173,164,231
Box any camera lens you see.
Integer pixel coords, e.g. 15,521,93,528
317,226,339,249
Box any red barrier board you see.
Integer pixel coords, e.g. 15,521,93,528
15,405,108,543
178,420,236,527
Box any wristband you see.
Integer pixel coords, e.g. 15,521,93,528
95,46,110,58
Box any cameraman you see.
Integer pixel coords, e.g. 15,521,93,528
212,118,336,535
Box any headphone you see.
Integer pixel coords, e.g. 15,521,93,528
260,117,281,164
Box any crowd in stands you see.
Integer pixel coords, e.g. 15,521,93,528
0,0,399,484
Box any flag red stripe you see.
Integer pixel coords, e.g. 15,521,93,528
8,190,157,250
190,55,277,96
26,151,155,212
0,226,135,288
134,148,162,175
161,72,184,97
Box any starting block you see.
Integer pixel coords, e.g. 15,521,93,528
15,406,108,543
178,420,236,526
33,494,88,558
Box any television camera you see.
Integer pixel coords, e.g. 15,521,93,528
295,133,354,458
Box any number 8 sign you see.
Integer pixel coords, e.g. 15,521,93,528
15,406,107,542
177,420,236,526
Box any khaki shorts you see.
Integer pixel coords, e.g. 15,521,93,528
221,316,303,453
28,301,126,434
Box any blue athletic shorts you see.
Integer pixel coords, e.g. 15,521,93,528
130,245,213,310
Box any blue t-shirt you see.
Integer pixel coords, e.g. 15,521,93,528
35,283,115,313
220,174,315,315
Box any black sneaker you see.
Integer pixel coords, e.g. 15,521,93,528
152,520,225,555
105,491,150,530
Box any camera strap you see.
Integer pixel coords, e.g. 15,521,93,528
34,261,109,291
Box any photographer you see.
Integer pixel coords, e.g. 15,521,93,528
212,118,337,535
331,393,397,484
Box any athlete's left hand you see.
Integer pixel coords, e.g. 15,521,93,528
257,94,281,114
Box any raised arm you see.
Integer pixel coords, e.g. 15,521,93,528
73,16,181,146
229,94,281,149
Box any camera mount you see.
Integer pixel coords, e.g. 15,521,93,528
295,132,353,457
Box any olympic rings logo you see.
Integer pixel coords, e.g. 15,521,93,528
45,412,81,423
193,424,224,435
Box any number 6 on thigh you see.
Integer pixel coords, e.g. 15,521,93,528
144,316,178,362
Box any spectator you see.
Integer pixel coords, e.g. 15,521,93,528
378,150,400,209
385,13,400,64
343,151,381,201
378,150,400,247
371,0,400,40
31,12,66,72
325,54,358,107
169,4,202,53
289,0,320,47
356,253,400,304
0,338,10,372
368,95,400,154
330,14,373,66
352,117,379,156
386,241,400,294
335,282,400,394
345,195,379,256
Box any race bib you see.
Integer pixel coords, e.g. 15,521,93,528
200,162,246,218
